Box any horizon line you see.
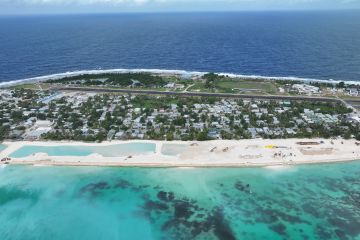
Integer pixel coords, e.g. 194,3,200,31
1,8,360,17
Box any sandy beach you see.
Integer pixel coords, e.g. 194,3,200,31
1,138,360,167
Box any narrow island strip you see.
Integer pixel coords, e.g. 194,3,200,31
1,138,360,168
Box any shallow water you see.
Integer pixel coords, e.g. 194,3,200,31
0,144,6,153
0,162,359,240
9,143,156,158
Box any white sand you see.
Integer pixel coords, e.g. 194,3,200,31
1,139,360,167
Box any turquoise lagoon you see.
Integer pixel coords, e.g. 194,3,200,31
0,162,359,240
0,144,6,153
9,143,156,158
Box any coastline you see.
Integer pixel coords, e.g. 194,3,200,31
1,68,360,88
1,138,359,168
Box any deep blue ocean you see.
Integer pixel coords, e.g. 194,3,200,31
0,11,360,82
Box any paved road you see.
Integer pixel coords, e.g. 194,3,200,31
54,86,360,105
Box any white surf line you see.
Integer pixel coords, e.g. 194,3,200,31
1,68,359,88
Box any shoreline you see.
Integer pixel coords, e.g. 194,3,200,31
1,68,360,88
1,138,360,168
8,158,360,168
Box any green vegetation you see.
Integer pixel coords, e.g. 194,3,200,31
0,87,359,142
0,125,10,140
12,83,51,90
203,73,222,89
35,72,360,102
195,73,279,94
48,73,167,87
2,72,360,142
41,94,355,141
215,79,278,93
337,81,346,88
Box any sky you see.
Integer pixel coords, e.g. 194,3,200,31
0,0,360,14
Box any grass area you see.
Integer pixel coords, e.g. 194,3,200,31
215,79,278,94
12,83,51,90
187,79,279,94
178,79,282,94
75,85,188,92
12,83,39,90
340,96,360,101
187,82,211,92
